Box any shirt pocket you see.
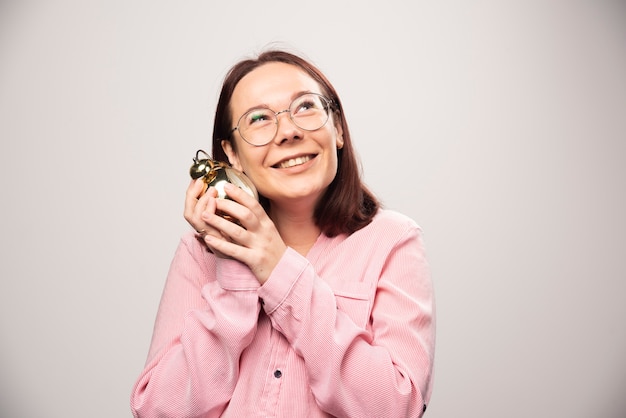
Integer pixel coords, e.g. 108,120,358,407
332,283,372,329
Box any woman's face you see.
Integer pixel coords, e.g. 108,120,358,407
223,62,344,209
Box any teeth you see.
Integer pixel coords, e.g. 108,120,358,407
278,155,311,168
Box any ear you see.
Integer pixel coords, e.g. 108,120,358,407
221,140,242,171
335,120,344,150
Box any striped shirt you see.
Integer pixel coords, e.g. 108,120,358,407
131,209,435,417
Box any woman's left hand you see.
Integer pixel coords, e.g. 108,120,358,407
201,183,287,284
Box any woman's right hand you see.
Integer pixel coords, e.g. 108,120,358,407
183,179,229,257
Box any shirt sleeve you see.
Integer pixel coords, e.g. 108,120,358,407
259,223,435,418
130,233,262,418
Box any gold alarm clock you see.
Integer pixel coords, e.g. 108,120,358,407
189,149,258,201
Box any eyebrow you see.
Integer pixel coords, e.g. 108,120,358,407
238,90,316,115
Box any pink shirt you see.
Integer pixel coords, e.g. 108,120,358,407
131,209,435,417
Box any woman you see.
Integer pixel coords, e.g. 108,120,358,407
131,49,435,417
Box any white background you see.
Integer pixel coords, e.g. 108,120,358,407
1,1,625,417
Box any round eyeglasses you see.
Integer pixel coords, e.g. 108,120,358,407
230,93,334,146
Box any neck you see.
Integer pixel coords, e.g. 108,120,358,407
269,204,321,256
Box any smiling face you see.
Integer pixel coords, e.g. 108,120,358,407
222,62,344,210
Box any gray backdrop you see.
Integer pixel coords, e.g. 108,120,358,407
1,1,625,417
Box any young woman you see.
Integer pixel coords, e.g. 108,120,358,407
131,49,436,417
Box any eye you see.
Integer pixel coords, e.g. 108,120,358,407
292,94,324,116
244,109,273,127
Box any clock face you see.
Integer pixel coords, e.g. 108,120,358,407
225,167,258,200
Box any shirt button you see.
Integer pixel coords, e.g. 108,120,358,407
273,369,282,378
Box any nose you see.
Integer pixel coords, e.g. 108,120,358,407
273,109,302,144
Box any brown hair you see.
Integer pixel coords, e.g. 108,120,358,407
211,50,379,237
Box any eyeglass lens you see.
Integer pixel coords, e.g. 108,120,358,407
237,93,330,146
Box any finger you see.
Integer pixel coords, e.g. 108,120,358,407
202,204,246,240
188,178,208,199
212,198,254,228
222,183,260,210
194,186,217,214
203,233,248,260
220,183,267,226
193,188,222,233
184,179,207,220
186,184,219,235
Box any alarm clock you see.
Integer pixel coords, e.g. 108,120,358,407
189,149,258,203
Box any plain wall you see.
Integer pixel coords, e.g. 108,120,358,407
1,1,625,417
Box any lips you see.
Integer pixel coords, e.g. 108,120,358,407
274,154,315,169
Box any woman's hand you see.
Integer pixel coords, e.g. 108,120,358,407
200,182,287,284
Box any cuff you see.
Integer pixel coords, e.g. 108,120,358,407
215,258,260,290
258,247,310,314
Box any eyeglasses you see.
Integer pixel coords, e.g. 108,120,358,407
230,93,334,146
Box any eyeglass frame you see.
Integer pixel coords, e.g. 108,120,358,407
229,92,336,147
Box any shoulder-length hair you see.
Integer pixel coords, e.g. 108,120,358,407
211,49,379,237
